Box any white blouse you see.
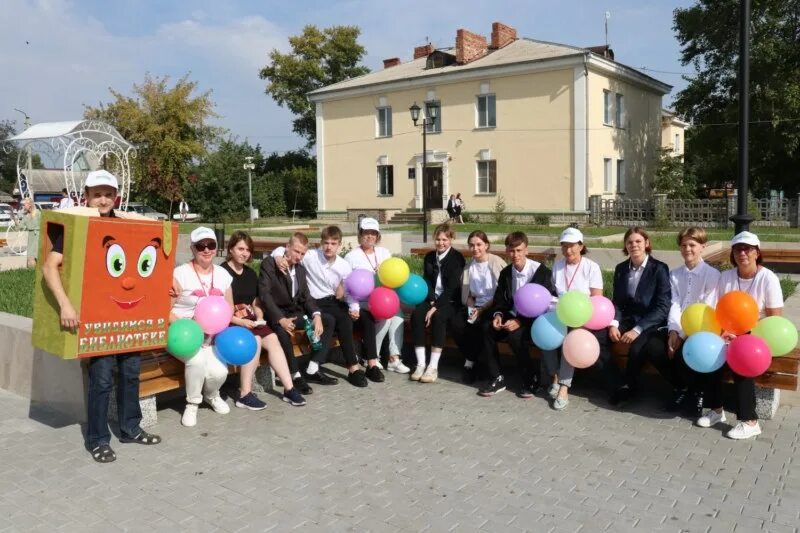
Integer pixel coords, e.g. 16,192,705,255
667,260,720,337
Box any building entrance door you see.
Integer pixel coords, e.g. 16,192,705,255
424,166,443,209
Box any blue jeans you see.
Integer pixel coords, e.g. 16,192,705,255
86,353,142,449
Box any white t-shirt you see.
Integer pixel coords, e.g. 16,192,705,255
172,262,233,320
58,197,75,209
469,260,496,308
551,257,603,296
717,267,783,319
434,247,451,298
668,260,720,336
511,258,541,295
272,247,355,308
345,246,392,273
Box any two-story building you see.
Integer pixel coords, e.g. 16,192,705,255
308,22,672,223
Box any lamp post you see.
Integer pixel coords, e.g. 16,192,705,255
409,102,438,243
730,0,752,234
243,156,255,223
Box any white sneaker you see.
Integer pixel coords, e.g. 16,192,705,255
181,404,198,427
547,383,560,400
387,358,410,374
419,366,438,383
206,396,230,414
726,421,761,440
696,409,726,428
410,365,425,381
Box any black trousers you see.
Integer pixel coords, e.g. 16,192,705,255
353,308,378,361
481,316,538,383
625,329,693,391
705,365,758,420
269,314,303,375
315,297,358,367
449,308,492,363
411,301,459,347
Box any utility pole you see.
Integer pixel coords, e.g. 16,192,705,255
243,156,255,223
730,0,752,234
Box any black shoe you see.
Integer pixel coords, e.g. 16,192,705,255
686,392,704,418
365,365,385,382
305,369,339,385
347,369,369,387
517,382,537,399
292,376,313,395
609,386,631,407
462,365,477,384
665,388,689,412
479,376,506,397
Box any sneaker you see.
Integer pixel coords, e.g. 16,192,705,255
696,409,727,428
181,404,198,427
419,366,438,383
726,421,761,440
547,383,560,400
206,396,230,414
282,388,307,406
609,386,631,407
365,365,385,382
665,388,688,412
553,396,569,410
478,376,506,397
305,369,339,385
387,358,410,374
361,358,384,370
235,392,267,411
687,392,704,418
292,376,313,395
347,369,369,387
462,365,477,384
517,382,537,399
410,365,425,381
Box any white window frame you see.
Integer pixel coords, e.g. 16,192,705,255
476,94,496,128
603,158,613,192
476,160,497,195
674,133,681,154
377,165,394,196
603,90,612,125
615,93,625,128
425,100,441,134
616,159,625,193
376,106,392,138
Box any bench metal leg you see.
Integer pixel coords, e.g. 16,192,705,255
754,387,780,420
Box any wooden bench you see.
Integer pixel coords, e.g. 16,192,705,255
409,246,556,263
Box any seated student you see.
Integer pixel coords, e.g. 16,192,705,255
410,224,466,383
170,227,235,427
43,170,162,462
605,226,671,407
480,231,556,397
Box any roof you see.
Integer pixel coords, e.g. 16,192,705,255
18,169,90,194
661,109,690,128
8,120,133,149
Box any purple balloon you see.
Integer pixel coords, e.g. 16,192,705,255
514,283,552,318
345,268,375,300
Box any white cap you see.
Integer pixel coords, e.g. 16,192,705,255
559,227,584,244
190,226,216,244
731,231,760,248
360,217,380,232
85,170,119,190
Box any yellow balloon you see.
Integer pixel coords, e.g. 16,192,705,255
377,257,410,288
681,303,721,336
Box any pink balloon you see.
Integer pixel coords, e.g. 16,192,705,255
726,334,772,378
513,283,552,318
584,295,615,330
345,269,375,300
368,287,400,320
195,295,233,335
562,329,600,369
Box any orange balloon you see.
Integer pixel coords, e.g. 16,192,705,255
715,290,759,335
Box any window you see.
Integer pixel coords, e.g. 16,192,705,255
616,159,625,193
477,160,497,194
603,90,612,125
377,165,393,196
674,133,681,154
615,93,625,127
376,107,392,137
476,94,496,128
604,158,612,191
425,101,441,133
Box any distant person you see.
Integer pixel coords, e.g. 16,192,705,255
58,188,75,209
179,199,190,222
18,198,40,268
454,193,465,224
446,194,457,223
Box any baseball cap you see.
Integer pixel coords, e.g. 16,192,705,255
190,226,217,244
730,231,760,248
360,217,380,232
559,227,584,244
85,170,119,190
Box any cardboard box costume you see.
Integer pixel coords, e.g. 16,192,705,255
33,208,177,359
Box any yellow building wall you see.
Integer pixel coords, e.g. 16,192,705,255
661,121,685,155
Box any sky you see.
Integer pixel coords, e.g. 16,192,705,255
1,0,696,153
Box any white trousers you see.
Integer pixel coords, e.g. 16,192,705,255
375,315,404,356
182,345,228,404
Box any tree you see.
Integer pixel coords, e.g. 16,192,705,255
652,148,698,199
0,120,19,193
274,166,317,218
84,74,223,212
673,0,800,194
259,25,370,148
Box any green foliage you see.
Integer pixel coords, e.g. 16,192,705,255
492,193,508,224
277,166,317,218
0,120,19,193
653,147,697,199
259,25,370,148
533,215,551,226
0,268,34,317
400,255,424,276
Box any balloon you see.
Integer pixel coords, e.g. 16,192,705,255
345,268,375,300
681,303,721,336
561,328,600,368
682,332,727,373
556,290,593,328
368,287,400,320
396,274,428,306
513,283,551,318
195,295,234,335
378,258,410,289
214,326,258,366
166,319,204,360
726,334,772,378
531,311,568,350
715,291,759,335
752,316,799,357
584,295,615,330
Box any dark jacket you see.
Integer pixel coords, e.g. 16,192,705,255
423,248,466,308
612,256,670,332
491,261,556,320
258,256,320,323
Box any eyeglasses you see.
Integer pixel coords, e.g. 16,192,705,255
194,241,217,252
733,244,756,253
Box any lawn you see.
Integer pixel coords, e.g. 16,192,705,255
177,219,321,234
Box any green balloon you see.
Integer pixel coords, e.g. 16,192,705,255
556,290,593,328
167,319,205,360
752,316,798,357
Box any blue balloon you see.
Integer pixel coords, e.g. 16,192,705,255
214,326,258,366
531,311,568,350
395,274,428,306
683,332,727,373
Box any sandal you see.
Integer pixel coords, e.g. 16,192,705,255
120,430,162,445
90,444,116,463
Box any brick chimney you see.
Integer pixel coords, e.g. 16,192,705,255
490,22,517,49
413,43,434,60
383,57,401,69
456,29,488,64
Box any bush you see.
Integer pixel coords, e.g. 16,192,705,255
0,268,35,318
533,214,550,226
492,193,508,225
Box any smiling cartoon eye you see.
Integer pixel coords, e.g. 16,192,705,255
106,244,126,278
137,245,158,278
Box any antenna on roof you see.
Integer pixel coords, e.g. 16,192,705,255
604,11,611,47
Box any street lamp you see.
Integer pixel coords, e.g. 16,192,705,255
730,0,752,234
243,156,255,223
409,102,438,243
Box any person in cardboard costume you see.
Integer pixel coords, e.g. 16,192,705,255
42,170,162,463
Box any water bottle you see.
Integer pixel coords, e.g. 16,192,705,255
303,315,322,351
